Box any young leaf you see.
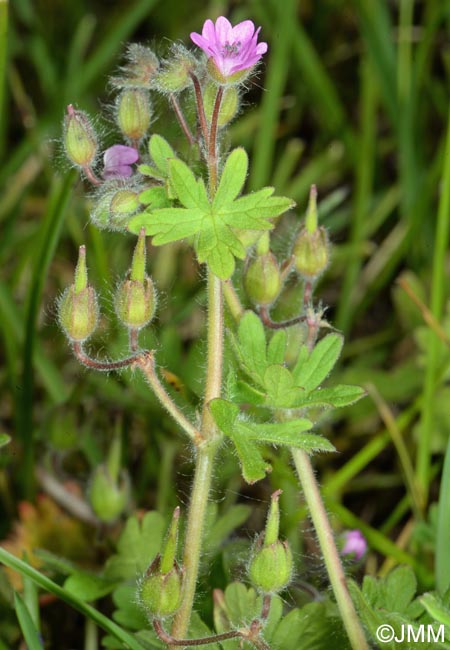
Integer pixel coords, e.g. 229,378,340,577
131,207,204,241
213,148,248,209
292,333,344,391
14,592,44,650
64,571,118,602
169,158,206,209
138,186,171,208
209,399,270,483
148,134,177,175
242,420,335,453
104,511,166,580
289,384,366,410
235,310,268,384
263,365,304,408
267,330,287,365
137,163,165,180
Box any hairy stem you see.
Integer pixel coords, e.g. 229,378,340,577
190,73,209,149
136,352,203,445
169,87,225,641
170,94,196,146
291,449,369,650
155,618,242,646
169,440,219,645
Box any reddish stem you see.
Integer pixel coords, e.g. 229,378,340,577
82,165,102,186
259,305,307,330
190,73,209,149
170,94,196,146
153,619,242,646
72,341,137,371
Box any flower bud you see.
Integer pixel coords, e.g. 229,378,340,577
139,508,184,618
292,185,329,279
244,250,281,307
89,433,129,523
92,188,141,230
203,83,239,126
110,44,159,89
115,230,157,329
116,89,151,141
64,105,98,167
156,46,196,93
89,465,130,523
248,490,293,593
58,246,99,342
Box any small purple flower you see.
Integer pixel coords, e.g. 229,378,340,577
190,17,268,78
341,530,367,560
102,145,139,180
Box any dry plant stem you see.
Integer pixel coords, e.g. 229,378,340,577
169,90,225,644
170,94,196,146
136,352,203,445
260,594,271,620
36,466,99,526
291,449,369,650
82,165,101,186
190,73,209,148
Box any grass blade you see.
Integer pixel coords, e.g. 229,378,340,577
1,549,146,650
14,592,43,650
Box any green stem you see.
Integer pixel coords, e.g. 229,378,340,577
291,448,369,650
169,441,219,645
169,88,225,643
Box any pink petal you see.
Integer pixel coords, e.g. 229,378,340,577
104,144,138,166
230,20,255,44
190,32,216,56
215,16,232,45
201,19,216,43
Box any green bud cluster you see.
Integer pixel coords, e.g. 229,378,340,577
64,105,98,168
58,246,99,342
293,185,329,279
248,490,293,593
114,230,157,329
116,88,152,141
139,508,184,618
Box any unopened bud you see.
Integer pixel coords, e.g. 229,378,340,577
292,185,329,278
115,231,157,328
203,83,239,126
244,251,281,306
110,44,159,89
58,246,99,341
138,508,184,618
292,226,329,279
248,490,293,593
64,105,98,167
89,464,130,523
91,188,141,231
156,46,195,93
116,89,151,141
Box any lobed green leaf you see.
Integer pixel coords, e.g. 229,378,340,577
148,134,177,175
292,333,344,391
213,147,248,209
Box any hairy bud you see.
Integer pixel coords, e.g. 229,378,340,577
58,246,99,342
64,105,98,167
292,185,329,279
115,230,157,328
156,46,196,93
116,89,151,141
138,508,184,618
92,188,141,231
244,250,281,306
248,490,293,593
111,44,159,89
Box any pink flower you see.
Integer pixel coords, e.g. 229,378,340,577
190,17,268,78
341,530,367,560
102,145,139,180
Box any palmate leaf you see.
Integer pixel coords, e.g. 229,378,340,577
292,333,343,391
210,399,333,484
136,150,294,279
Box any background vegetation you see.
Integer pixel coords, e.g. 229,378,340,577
1,0,450,647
